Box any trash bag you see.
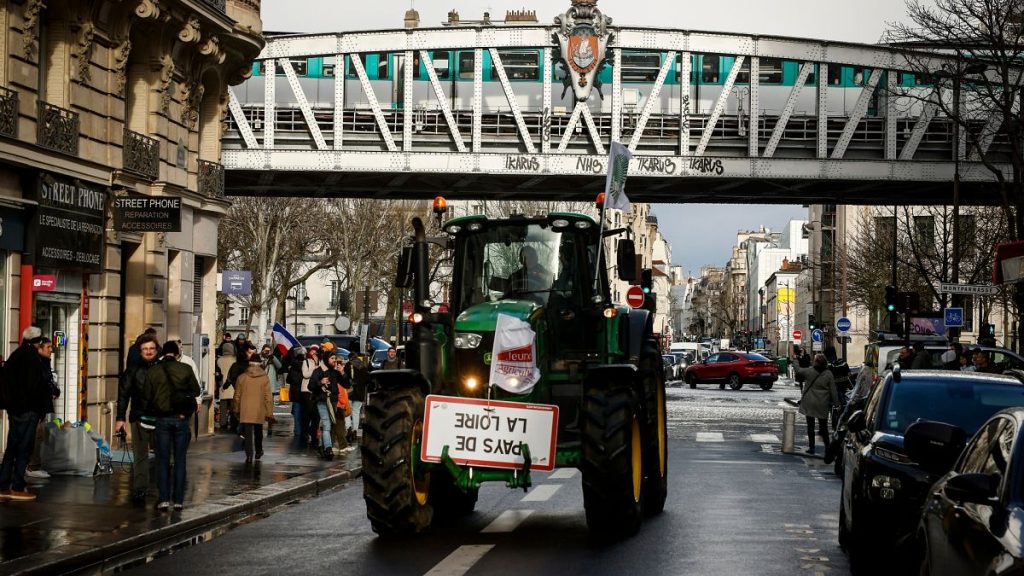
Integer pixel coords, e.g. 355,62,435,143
40,424,98,476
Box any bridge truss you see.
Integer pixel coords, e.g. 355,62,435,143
223,25,1011,204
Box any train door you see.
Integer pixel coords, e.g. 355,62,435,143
34,295,81,423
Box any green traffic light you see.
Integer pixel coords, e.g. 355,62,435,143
886,304,895,312
642,287,650,294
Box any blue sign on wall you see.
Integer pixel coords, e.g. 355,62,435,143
836,317,851,333
944,308,964,328
221,271,252,295
811,329,824,343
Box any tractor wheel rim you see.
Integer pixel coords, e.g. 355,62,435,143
412,420,429,505
631,417,642,503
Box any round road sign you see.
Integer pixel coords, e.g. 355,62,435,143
836,317,851,332
626,285,646,308
792,330,803,341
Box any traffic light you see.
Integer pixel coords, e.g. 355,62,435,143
641,269,653,294
884,285,897,312
808,313,817,330
982,324,996,338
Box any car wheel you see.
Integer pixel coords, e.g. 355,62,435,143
718,382,725,390
838,500,849,551
728,373,742,390
760,382,773,391
686,373,697,389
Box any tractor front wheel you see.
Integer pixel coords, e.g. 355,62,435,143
581,384,644,538
361,387,432,537
640,341,668,516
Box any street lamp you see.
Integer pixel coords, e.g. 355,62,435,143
287,289,310,336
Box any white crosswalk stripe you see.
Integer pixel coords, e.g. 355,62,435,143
696,432,725,442
521,484,561,502
750,434,781,443
481,509,534,533
548,468,578,480
424,545,495,576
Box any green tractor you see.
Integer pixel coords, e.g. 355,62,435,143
361,209,668,539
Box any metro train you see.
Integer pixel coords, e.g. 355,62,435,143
233,49,931,119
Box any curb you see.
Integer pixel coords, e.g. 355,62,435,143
3,464,362,575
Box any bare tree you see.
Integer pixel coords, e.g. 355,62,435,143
888,0,1024,346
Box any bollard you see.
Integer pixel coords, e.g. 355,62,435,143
782,408,796,454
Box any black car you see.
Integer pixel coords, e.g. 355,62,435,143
297,334,360,355
839,370,1024,572
911,408,1024,575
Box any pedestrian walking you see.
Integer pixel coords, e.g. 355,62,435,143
910,342,932,369
25,339,59,480
216,341,236,431
308,352,341,460
115,332,161,503
125,328,158,370
233,353,274,463
0,328,54,501
382,347,402,370
796,354,839,456
139,341,201,511
285,346,306,441
300,345,321,448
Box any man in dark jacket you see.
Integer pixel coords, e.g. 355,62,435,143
910,342,933,370
140,341,201,511
115,334,160,503
286,347,306,442
0,327,52,501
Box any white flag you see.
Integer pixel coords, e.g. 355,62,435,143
604,141,632,211
489,314,541,395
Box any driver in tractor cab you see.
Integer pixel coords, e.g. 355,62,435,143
510,246,552,293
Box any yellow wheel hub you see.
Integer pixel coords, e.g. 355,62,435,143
631,417,642,503
657,384,667,476
412,421,430,505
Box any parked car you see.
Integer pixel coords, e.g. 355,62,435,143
662,354,682,381
683,352,779,391
297,334,361,355
839,370,1024,572
880,345,1024,372
911,407,1024,576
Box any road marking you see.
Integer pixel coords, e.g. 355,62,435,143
750,433,780,443
521,484,561,502
481,509,534,533
424,545,495,576
548,468,578,480
696,432,724,442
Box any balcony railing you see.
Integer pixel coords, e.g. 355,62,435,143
37,101,79,156
198,159,225,199
123,129,160,180
0,87,17,139
203,0,227,12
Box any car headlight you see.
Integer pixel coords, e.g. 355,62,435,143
454,333,483,349
871,475,903,500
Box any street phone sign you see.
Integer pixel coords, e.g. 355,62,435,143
626,285,645,308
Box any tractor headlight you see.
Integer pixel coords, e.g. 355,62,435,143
464,376,480,391
455,333,483,349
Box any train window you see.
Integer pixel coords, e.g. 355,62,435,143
760,58,783,84
492,50,539,81
261,58,308,77
828,65,843,86
323,57,337,78
459,52,475,80
701,55,720,83
675,54,696,84
432,51,451,80
621,52,661,82
853,68,870,85
346,54,368,79
377,53,390,79
736,59,751,84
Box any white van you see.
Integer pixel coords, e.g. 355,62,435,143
670,342,708,363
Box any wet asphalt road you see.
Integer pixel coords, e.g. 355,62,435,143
128,378,852,576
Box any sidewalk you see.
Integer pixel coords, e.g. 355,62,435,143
0,412,361,575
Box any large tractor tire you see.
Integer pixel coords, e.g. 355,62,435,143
581,383,644,538
639,340,668,516
361,387,433,537
429,473,479,522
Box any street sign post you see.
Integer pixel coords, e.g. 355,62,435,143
836,317,851,333
939,283,999,296
221,271,252,295
626,285,645,309
944,308,964,328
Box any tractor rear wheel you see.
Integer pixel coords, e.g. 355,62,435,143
361,387,432,537
640,341,668,516
429,473,479,521
581,383,644,538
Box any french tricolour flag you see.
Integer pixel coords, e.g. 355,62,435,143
272,323,301,362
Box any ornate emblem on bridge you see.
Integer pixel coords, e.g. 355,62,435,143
554,0,614,102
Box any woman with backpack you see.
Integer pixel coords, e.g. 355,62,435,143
796,354,839,456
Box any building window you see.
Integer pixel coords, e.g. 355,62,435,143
914,216,936,253
193,256,204,312
240,307,250,323
315,324,323,335
294,283,308,310
296,324,307,336
963,296,975,332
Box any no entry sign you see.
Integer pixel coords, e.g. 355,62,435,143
792,330,803,341
626,285,646,308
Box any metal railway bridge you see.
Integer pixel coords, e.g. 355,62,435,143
222,5,1012,205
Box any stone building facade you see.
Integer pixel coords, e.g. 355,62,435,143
0,0,262,445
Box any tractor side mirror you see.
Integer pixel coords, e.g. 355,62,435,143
617,239,637,282
395,246,414,288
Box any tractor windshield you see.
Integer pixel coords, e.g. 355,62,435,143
454,221,596,310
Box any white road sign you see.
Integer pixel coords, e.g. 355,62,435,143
939,283,999,296
421,395,559,472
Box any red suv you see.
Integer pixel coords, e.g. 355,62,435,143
684,352,779,390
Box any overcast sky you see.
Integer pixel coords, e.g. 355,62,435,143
260,0,920,275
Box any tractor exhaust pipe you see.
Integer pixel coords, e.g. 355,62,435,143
407,217,439,390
